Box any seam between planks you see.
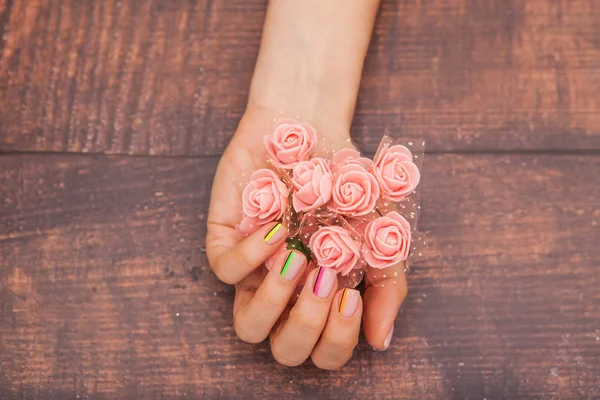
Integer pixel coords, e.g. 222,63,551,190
1,148,600,160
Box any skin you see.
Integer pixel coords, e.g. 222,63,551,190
206,0,408,369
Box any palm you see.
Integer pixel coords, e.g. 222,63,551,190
207,116,275,288
207,113,408,366
208,114,353,293
209,120,269,237
208,113,354,261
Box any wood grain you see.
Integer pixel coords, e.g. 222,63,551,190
1,154,599,399
1,0,599,398
1,0,599,156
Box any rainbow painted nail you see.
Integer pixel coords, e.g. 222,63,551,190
313,267,335,298
339,288,359,317
280,251,304,281
263,223,284,245
281,252,295,277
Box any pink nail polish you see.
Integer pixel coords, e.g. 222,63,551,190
339,289,360,317
383,325,394,350
313,267,336,298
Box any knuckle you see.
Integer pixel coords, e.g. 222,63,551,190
212,255,238,285
321,333,358,353
311,335,357,370
311,354,348,371
213,251,254,285
258,291,284,314
271,346,305,367
293,311,323,334
234,317,265,344
214,268,237,285
232,252,254,275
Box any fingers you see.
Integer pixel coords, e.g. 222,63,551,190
270,267,338,366
310,288,362,369
363,262,408,350
233,250,308,343
208,222,287,284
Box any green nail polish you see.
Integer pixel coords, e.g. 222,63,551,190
281,251,294,277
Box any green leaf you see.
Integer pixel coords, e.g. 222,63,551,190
285,237,312,263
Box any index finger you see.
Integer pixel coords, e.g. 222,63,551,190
206,221,288,284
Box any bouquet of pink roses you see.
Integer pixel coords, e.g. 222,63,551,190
239,118,426,289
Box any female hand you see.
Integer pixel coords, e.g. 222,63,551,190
206,110,364,369
206,109,408,369
206,0,408,369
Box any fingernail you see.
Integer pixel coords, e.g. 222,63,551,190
383,325,394,350
339,288,360,317
313,267,336,298
263,223,285,245
280,251,305,281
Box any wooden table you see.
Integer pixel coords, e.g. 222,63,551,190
1,1,599,398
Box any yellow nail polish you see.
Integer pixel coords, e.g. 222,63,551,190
263,222,283,244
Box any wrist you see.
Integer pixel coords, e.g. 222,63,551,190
244,100,352,145
246,55,357,142
244,0,380,146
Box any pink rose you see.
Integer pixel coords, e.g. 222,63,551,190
309,226,360,276
330,148,372,172
329,162,380,217
239,169,289,234
265,243,312,287
291,158,333,212
373,145,420,201
362,211,411,269
264,119,317,169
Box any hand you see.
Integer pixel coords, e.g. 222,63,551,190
206,110,364,369
206,0,400,369
206,109,408,369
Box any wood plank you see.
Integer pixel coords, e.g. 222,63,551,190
1,153,599,398
1,0,599,156
355,0,600,152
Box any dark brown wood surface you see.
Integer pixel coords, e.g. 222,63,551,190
1,154,599,399
1,0,599,155
0,0,599,399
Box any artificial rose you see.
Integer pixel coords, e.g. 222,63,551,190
373,145,420,201
291,158,333,212
239,169,289,234
329,162,380,217
362,211,411,269
330,148,372,172
264,118,317,169
309,226,360,276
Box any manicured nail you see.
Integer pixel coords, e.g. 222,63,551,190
313,267,336,298
263,223,285,245
280,251,305,281
383,325,394,350
338,288,360,317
